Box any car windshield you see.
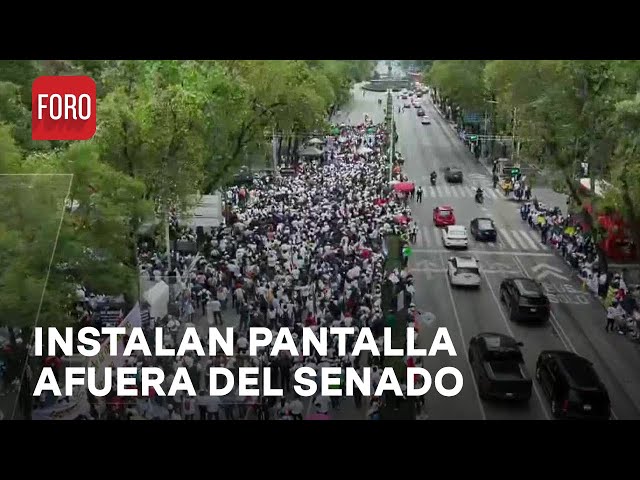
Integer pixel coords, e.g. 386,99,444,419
477,219,494,230
438,210,452,217
456,267,479,275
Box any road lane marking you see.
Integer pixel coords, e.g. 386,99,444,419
523,230,544,250
484,189,496,200
439,253,487,420
511,255,619,420
518,229,540,250
482,268,553,420
450,187,459,198
442,185,451,196
500,230,518,249
434,186,442,197
412,248,554,256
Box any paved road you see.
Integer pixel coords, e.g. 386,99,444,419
342,87,640,420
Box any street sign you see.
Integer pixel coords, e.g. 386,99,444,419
532,264,569,281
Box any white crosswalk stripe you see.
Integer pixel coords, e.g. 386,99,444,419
499,229,518,249
414,225,547,252
409,225,550,252
413,185,503,200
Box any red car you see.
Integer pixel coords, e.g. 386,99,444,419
433,206,456,227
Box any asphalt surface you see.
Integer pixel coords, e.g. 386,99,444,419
339,86,640,420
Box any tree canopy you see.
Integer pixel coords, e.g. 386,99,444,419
0,60,374,328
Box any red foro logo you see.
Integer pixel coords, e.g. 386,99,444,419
32,76,96,141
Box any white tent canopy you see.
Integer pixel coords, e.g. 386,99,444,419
181,194,223,229
307,137,324,145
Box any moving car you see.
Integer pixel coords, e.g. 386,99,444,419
433,205,456,227
447,256,481,287
420,116,431,125
413,101,421,108
416,108,425,117
469,333,533,401
401,94,408,99
470,217,497,242
404,101,412,109
499,277,551,323
442,225,468,249
416,92,423,98
536,350,611,419
444,167,463,183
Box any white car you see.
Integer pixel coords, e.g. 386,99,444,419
442,225,469,249
421,116,431,125
447,256,481,287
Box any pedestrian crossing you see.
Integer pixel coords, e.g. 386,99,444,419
411,225,546,251
418,185,503,200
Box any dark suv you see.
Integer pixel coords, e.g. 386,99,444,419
499,277,550,322
536,351,611,420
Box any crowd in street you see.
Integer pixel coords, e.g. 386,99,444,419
45,118,420,421
519,201,640,339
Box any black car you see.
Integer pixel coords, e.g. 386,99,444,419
536,350,611,420
444,167,463,183
416,108,425,117
469,333,532,401
499,277,550,322
470,218,497,242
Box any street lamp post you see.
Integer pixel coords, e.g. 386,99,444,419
511,107,518,163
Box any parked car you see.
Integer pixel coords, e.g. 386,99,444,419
444,167,463,183
536,350,611,419
433,205,456,227
469,333,533,401
470,217,497,242
499,277,551,323
447,256,481,287
441,225,468,249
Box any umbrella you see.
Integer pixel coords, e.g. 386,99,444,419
367,128,376,134
331,128,340,135
357,146,373,155
393,182,415,194
389,180,400,185
394,215,409,225
307,138,323,145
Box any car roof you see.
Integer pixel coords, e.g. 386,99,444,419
506,277,544,296
476,332,519,350
436,205,453,210
452,256,477,267
542,351,602,389
474,218,495,228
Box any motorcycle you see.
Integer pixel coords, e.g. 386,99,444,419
430,176,437,186
475,192,484,204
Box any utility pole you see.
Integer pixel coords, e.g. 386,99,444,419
389,120,396,182
271,127,279,175
511,107,518,163
165,206,172,271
